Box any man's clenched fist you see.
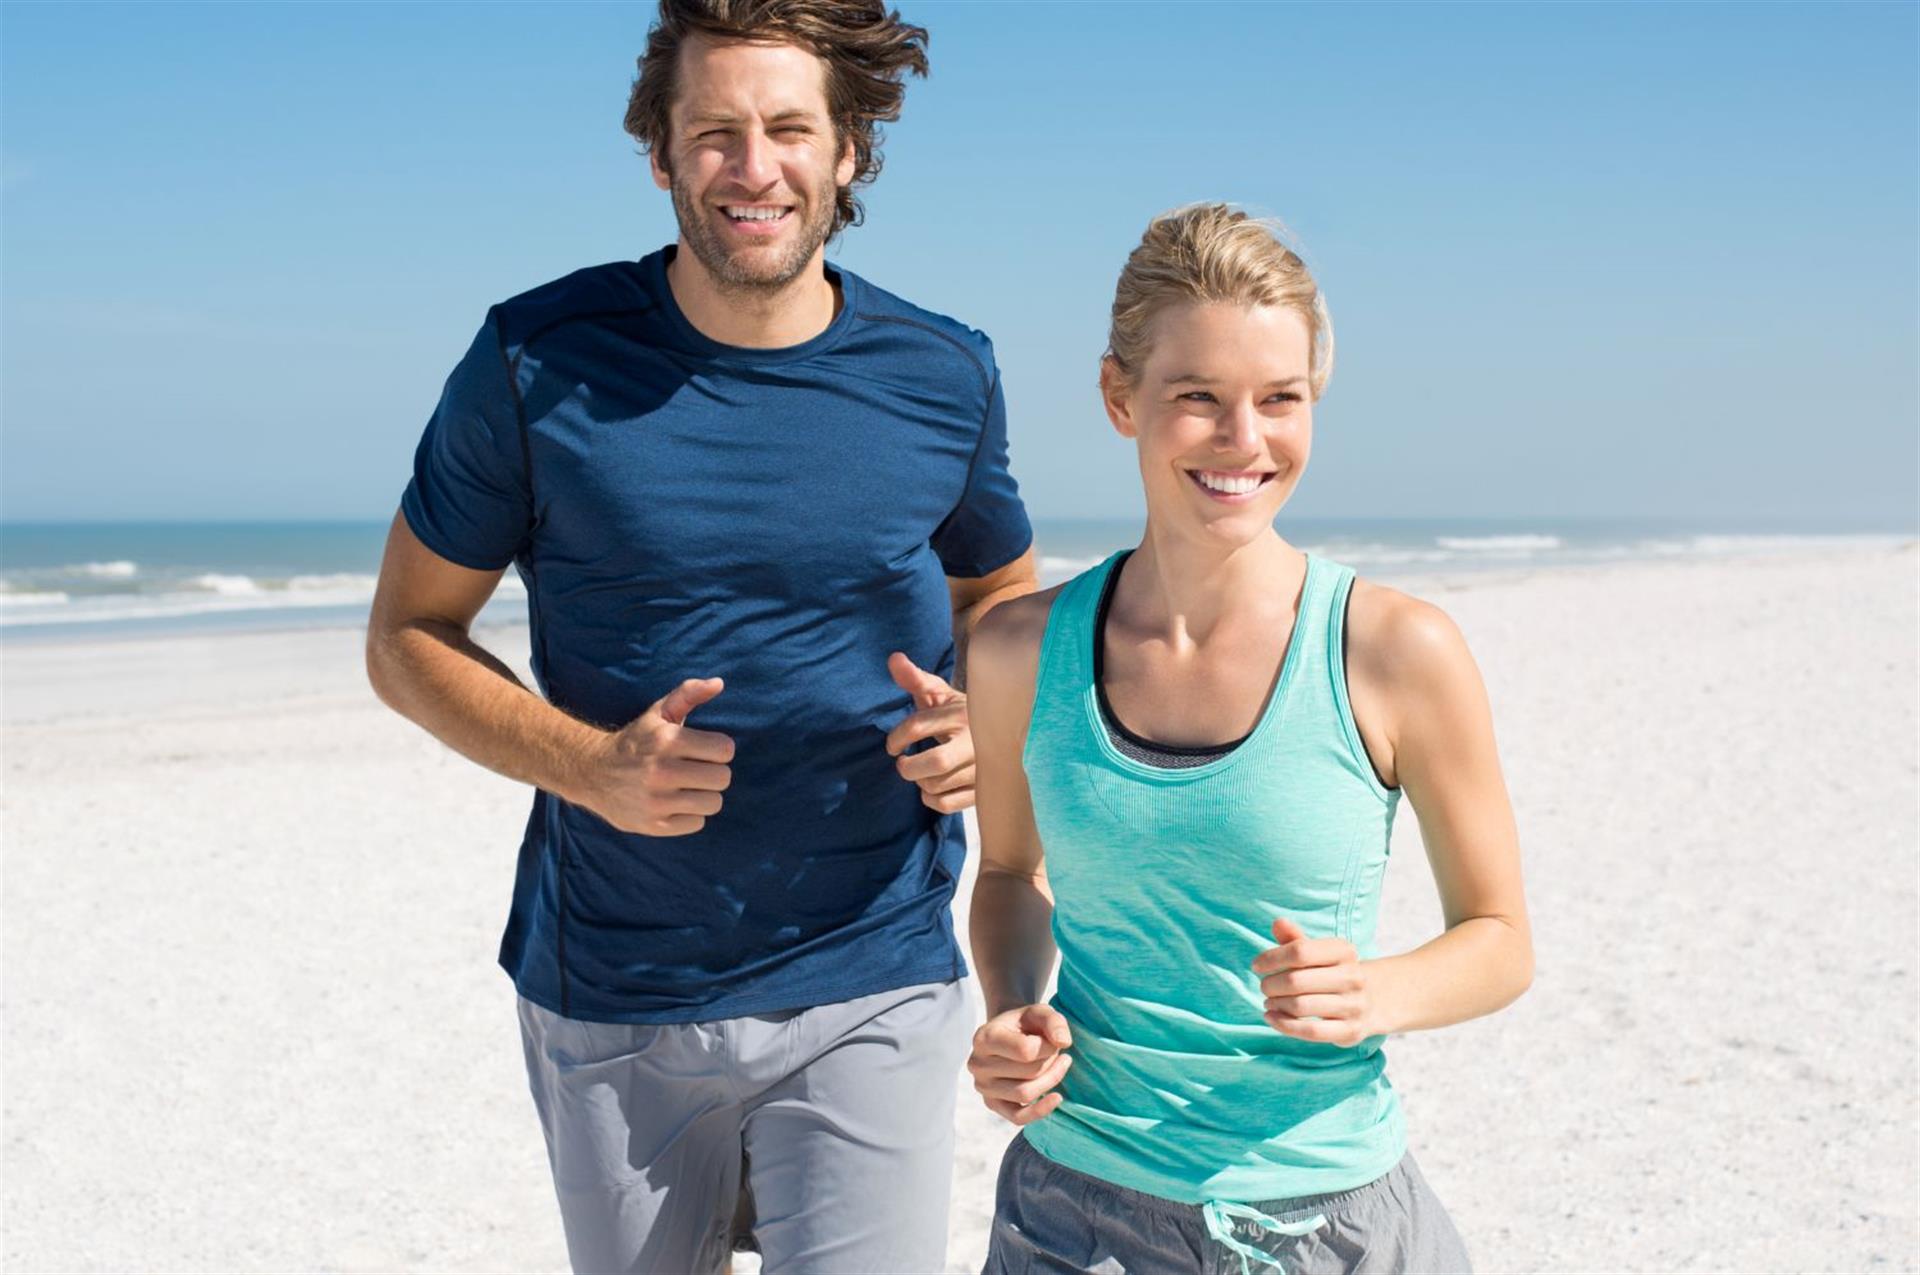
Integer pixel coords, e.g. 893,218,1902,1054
576,677,735,836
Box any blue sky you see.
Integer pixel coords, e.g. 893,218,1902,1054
2,1,1914,524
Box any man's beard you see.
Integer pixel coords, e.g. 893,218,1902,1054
670,171,839,293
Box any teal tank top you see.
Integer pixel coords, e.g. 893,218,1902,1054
1022,550,1407,1206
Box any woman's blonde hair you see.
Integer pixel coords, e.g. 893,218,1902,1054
1105,203,1335,400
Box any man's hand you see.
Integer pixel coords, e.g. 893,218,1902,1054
1252,916,1378,1046
574,677,735,836
885,652,975,813
968,1004,1073,1125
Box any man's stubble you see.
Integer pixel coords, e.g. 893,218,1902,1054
669,162,841,295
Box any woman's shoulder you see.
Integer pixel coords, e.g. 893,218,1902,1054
970,582,1068,667
1342,574,1483,705
965,583,1069,733
971,547,1125,661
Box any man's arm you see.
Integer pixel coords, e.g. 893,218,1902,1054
365,512,733,837
947,543,1040,690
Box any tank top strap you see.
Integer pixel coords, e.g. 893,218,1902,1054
1300,557,1398,805
1039,549,1124,688
1316,558,1359,674
1258,554,1346,741
1276,554,1341,693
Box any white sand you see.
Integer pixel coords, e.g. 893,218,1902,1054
3,546,1916,1272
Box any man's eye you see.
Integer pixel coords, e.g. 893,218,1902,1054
698,129,730,141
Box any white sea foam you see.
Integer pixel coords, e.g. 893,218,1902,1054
1038,554,1107,584
1643,534,1908,557
1433,534,1564,553
0,572,522,628
285,573,379,593
192,573,262,596
1,590,373,627
77,560,138,578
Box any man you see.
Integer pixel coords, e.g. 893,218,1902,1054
365,2,1036,1271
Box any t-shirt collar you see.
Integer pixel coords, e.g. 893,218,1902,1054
645,244,857,365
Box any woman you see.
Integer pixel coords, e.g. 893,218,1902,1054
965,204,1532,1274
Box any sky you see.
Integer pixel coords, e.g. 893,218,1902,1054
2,1,1915,526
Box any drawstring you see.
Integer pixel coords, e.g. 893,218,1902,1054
1201,1199,1326,1275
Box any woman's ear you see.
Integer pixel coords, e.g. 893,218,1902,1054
1099,357,1139,439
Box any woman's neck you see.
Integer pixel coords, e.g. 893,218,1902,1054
1121,521,1303,648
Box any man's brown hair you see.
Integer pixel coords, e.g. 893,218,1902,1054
625,0,931,237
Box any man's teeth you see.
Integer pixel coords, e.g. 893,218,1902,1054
725,207,788,222
1194,471,1268,495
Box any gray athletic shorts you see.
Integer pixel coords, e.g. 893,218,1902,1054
517,979,971,1275
984,1131,1472,1274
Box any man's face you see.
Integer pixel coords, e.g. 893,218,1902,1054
653,36,857,291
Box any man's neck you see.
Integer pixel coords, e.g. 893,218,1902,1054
666,244,842,349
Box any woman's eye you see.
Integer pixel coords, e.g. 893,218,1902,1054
1266,393,1302,405
1178,391,1217,404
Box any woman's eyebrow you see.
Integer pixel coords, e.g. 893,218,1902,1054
1160,373,1307,388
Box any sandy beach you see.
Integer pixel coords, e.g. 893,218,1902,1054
3,544,1915,1273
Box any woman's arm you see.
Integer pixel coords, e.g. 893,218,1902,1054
965,587,1076,1123
1257,584,1533,1043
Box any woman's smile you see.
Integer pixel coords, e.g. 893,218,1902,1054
1184,468,1279,503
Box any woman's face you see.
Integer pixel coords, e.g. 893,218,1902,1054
1102,302,1314,548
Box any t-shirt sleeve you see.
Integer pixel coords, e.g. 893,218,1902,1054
399,308,532,571
930,351,1034,579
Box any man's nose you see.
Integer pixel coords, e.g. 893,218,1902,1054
730,129,780,190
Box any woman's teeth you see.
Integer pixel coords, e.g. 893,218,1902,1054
1191,471,1270,495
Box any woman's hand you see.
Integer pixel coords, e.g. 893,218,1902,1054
968,1004,1073,1125
1253,916,1380,1046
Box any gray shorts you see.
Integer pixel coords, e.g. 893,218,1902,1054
518,979,971,1275
984,1131,1472,1275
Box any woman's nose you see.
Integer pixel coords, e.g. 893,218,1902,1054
1217,403,1262,455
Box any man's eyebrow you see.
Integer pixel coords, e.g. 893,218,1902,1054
683,107,824,127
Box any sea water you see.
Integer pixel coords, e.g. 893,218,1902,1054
0,517,1907,644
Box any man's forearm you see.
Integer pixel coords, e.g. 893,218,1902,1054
971,868,1060,1017
367,617,607,805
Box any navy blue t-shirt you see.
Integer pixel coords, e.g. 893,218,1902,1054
401,247,1031,1023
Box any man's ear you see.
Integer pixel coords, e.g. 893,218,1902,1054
834,130,857,190
1099,357,1139,439
650,144,673,193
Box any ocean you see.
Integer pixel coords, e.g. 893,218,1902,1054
0,517,1908,644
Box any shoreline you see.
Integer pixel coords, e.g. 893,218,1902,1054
3,532,1910,651
4,537,1909,693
